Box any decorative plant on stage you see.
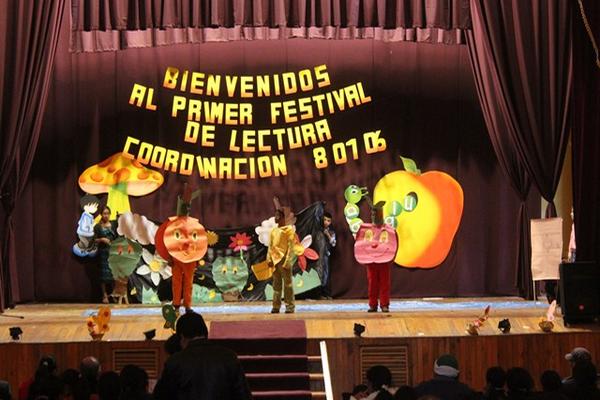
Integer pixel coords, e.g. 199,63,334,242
466,305,491,336
539,300,557,332
87,306,111,341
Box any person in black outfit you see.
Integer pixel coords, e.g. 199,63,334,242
153,312,252,400
414,354,477,400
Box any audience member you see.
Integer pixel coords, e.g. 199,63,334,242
61,369,80,400
505,368,534,400
153,312,252,400
0,380,11,400
481,366,507,400
566,360,600,399
393,385,417,400
22,355,62,400
348,384,369,399
97,372,120,400
561,346,592,391
119,365,151,400
73,356,101,400
414,354,477,400
163,334,182,356
364,365,397,399
538,370,568,400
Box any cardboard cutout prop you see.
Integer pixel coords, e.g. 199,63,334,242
136,248,171,286
265,269,321,299
344,185,369,236
155,184,212,313
108,237,143,304
374,156,463,268
79,153,164,220
293,234,319,272
73,194,100,257
212,256,249,301
87,307,111,341
117,212,159,245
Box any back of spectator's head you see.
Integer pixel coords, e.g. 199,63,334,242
540,370,562,392
165,333,183,355
36,354,58,377
506,367,533,393
366,365,392,390
176,312,208,339
80,356,101,382
119,364,149,396
573,360,598,387
394,385,417,400
98,371,120,400
61,368,80,396
565,347,592,363
352,384,368,396
0,381,10,400
486,366,506,389
375,390,395,400
433,354,459,379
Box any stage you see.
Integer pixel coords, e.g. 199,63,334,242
0,297,595,342
1,298,598,398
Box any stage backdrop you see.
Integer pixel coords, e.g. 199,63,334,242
12,13,539,303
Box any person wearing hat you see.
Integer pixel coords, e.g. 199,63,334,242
267,197,297,314
562,347,599,396
414,354,477,400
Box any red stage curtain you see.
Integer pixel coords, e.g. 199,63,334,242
572,0,600,263
466,0,572,299
70,0,472,52
0,0,65,311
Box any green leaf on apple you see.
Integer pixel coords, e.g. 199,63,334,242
400,156,421,175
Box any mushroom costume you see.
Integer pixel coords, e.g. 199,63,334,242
79,153,164,220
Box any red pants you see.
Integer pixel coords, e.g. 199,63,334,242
366,263,391,308
172,261,197,309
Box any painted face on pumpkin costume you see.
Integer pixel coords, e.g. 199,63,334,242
155,216,208,263
354,223,398,264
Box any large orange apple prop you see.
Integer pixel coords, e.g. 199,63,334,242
373,157,463,268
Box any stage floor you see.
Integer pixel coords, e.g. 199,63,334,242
1,297,598,343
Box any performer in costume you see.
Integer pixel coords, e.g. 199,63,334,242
344,185,398,312
94,206,116,303
268,197,297,314
320,211,336,299
155,185,208,314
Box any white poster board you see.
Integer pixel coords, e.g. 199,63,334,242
530,218,563,281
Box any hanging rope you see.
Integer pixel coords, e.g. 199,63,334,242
577,0,600,69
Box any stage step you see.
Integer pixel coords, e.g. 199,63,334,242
239,354,309,372
251,390,326,399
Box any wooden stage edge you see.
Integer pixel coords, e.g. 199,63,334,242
1,297,599,342
1,298,599,397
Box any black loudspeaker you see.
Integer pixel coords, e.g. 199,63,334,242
559,262,600,325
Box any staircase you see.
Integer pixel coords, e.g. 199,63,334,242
208,320,328,400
